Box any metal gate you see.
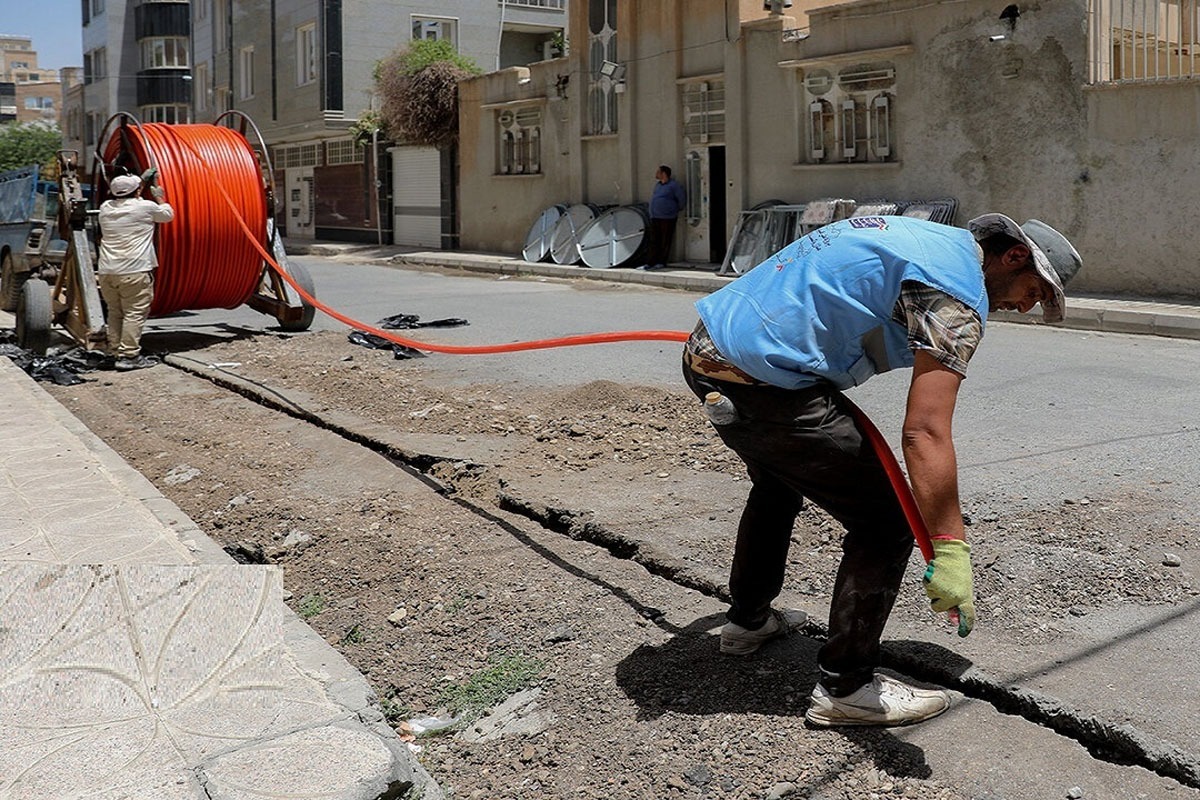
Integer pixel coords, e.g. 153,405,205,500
390,145,441,248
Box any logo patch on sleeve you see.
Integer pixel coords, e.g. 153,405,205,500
847,217,888,231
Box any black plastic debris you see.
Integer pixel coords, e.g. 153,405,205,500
0,329,114,385
377,312,469,330
346,330,426,360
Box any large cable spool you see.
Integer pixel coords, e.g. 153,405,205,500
96,113,270,317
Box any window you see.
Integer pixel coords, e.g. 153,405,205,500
297,23,318,86
84,47,107,84
496,106,543,175
412,16,458,48
586,0,618,135
142,37,190,69
326,138,364,165
214,85,231,113
681,79,725,146
274,142,321,168
800,63,896,164
11,61,29,69
140,104,190,123
1090,0,1200,82
194,62,208,112
239,46,255,99
28,73,40,81
214,0,229,53
85,112,102,145
194,0,207,22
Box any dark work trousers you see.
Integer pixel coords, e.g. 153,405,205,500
683,361,914,696
647,217,678,266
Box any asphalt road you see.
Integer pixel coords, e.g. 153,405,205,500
146,255,1200,520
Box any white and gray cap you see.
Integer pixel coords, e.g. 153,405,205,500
109,174,143,197
967,213,1083,323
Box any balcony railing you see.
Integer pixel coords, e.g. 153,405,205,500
500,0,565,9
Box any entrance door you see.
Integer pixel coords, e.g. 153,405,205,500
683,146,727,265
284,167,315,239
390,145,441,248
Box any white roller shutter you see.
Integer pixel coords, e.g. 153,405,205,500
390,145,441,248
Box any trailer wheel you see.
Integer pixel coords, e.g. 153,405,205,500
0,251,28,312
277,261,316,332
16,279,51,355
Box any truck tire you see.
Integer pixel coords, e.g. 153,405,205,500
16,279,52,355
277,261,316,332
1,250,28,312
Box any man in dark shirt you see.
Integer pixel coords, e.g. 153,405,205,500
645,165,686,270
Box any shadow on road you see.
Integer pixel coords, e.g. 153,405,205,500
614,612,935,780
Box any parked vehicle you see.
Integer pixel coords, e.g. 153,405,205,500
0,165,82,313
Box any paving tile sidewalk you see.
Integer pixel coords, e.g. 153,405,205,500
0,355,440,800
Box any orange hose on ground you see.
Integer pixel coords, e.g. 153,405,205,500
158,125,930,559
119,122,927,560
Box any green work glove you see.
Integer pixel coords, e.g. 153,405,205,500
141,167,158,186
923,537,975,637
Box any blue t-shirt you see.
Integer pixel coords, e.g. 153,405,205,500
650,179,686,220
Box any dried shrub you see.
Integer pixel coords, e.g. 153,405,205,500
376,41,481,150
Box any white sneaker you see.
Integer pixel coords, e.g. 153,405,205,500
719,608,808,655
805,673,950,727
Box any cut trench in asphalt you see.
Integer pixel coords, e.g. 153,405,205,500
158,351,1200,791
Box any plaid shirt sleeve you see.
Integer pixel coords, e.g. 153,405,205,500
891,281,983,377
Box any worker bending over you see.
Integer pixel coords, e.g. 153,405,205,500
684,213,1082,727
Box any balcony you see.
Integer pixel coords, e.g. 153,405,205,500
500,0,565,8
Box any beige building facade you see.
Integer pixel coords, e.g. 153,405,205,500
0,36,63,126
458,0,1200,298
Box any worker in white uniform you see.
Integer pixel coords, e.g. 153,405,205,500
97,171,174,371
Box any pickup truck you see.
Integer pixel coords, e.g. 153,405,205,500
0,165,74,312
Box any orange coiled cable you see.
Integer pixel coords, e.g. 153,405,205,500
102,123,267,316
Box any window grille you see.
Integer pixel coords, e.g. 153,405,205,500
586,0,618,134
497,107,543,174
140,104,191,124
273,143,318,168
800,62,896,164
1090,0,1200,82
681,80,726,145
326,138,364,165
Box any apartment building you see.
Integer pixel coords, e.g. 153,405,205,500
190,0,567,243
0,36,63,126
63,0,190,169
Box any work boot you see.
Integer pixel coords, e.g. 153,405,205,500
805,673,950,727
719,608,808,655
114,355,157,371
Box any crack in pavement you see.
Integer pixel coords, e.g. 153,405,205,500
162,353,1200,790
